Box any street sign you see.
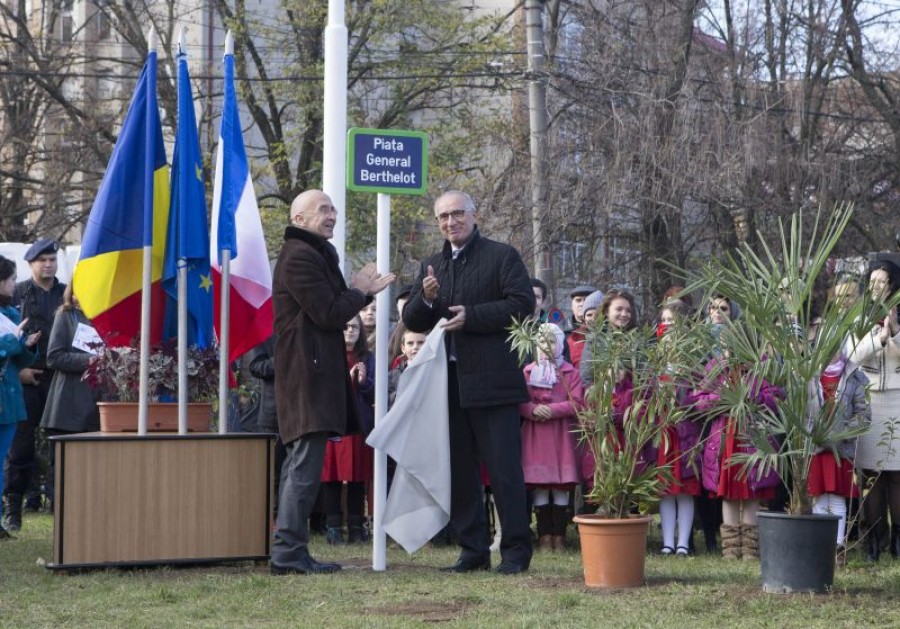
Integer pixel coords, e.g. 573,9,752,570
346,128,428,195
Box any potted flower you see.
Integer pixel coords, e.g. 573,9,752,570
509,313,709,588
84,338,219,432
685,203,899,593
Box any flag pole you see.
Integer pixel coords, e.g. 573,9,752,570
218,252,231,434
323,0,348,271
176,29,189,435
138,26,157,437
217,31,235,436
372,192,391,571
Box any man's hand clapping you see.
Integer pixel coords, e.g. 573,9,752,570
351,262,396,296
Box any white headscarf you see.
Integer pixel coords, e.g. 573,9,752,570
528,323,565,389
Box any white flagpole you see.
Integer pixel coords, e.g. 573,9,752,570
323,0,348,270
217,31,235,436
372,192,391,571
218,252,231,434
138,26,157,437
177,29,188,436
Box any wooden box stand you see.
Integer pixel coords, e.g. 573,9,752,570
48,432,274,570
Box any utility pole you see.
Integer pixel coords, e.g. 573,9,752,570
525,0,553,290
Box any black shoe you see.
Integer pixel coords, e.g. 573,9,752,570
494,561,528,575
4,512,21,533
3,494,22,532
271,555,342,575
440,555,490,573
325,526,345,546
868,531,881,562
347,525,369,544
0,526,15,541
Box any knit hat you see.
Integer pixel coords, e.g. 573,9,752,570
582,290,604,315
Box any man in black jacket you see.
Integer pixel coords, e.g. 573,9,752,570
403,190,534,574
3,238,65,531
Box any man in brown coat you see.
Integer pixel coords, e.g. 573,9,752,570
270,189,394,575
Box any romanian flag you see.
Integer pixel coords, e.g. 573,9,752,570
210,35,273,364
162,47,214,349
73,51,169,347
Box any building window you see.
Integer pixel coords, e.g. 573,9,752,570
97,10,111,39
61,15,73,42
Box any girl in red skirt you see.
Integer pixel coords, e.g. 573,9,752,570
696,299,783,560
808,350,870,548
655,302,703,556
321,314,375,544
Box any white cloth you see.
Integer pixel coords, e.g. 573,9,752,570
366,323,450,553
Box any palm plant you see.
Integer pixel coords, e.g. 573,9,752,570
683,203,900,514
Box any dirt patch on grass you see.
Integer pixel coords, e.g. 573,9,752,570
366,601,468,623
521,575,584,590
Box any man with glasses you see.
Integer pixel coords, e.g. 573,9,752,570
270,189,394,575
403,190,534,574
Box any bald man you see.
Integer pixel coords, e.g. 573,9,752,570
270,190,394,575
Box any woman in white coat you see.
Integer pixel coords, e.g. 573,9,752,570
846,259,900,561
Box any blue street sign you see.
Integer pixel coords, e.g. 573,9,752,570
346,128,428,195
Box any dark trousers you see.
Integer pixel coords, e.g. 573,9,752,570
448,364,532,568
3,379,51,498
272,432,327,566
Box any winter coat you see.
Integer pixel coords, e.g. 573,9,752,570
519,360,584,485
14,278,65,371
566,325,588,370
844,316,900,469
246,337,277,433
351,351,376,435
806,365,870,460
844,321,900,392
691,360,782,492
0,304,37,425
655,375,703,477
403,227,533,408
40,308,99,432
273,226,369,444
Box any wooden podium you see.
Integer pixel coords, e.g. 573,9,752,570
48,432,274,570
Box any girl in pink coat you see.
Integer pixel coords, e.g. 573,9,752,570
520,323,585,551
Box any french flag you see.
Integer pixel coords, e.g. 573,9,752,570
211,31,273,364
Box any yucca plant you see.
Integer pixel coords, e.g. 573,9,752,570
683,203,900,514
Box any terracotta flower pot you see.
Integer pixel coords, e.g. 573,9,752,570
573,514,651,588
98,402,212,432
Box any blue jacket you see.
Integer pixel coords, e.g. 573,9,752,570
0,304,37,425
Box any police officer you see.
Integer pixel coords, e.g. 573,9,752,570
2,238,65,531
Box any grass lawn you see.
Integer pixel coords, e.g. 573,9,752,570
2,513,900,628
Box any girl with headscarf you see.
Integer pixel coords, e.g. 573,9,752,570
519,323,584,551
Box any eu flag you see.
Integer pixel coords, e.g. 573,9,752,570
163,47,213,348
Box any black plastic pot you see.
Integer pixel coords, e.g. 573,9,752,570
758,512,839,593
